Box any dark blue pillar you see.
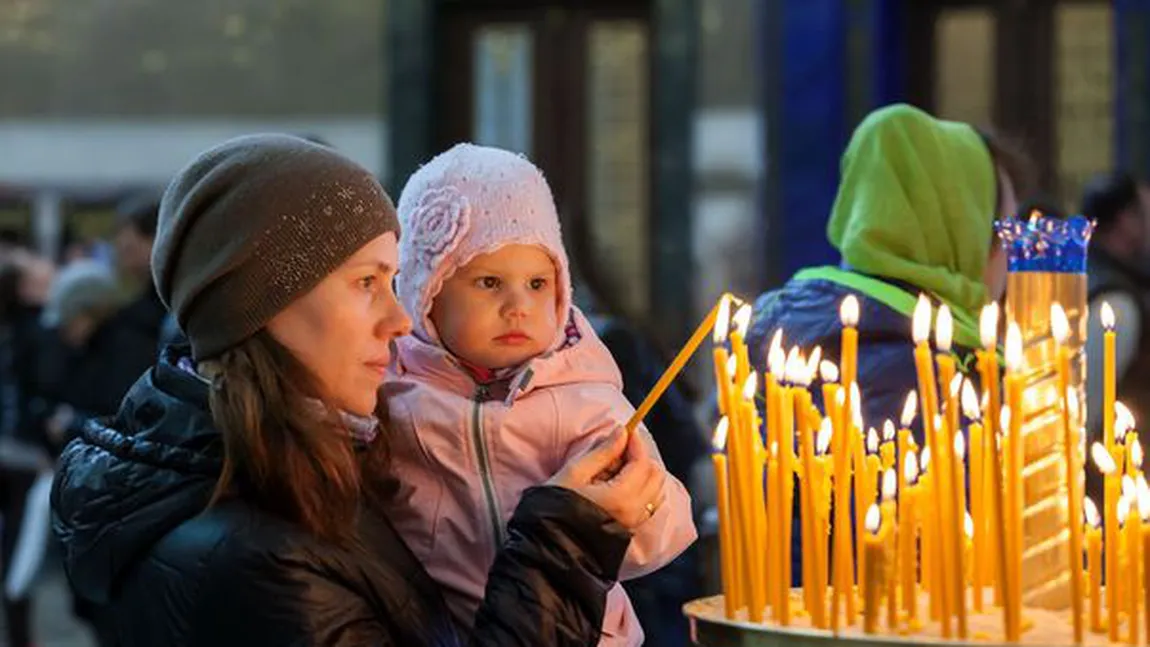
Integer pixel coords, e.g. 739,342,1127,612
758,0,905,284
1116,0,1150,178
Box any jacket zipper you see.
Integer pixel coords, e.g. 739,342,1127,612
471,385,505,547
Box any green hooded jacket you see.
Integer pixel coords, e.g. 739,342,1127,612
797,103,997,349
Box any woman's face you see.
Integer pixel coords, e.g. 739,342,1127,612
265,232,411,416
983,165,1018,301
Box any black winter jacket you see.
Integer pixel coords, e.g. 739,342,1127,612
51,349,631,646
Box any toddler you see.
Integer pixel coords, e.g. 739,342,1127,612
383,143,696,646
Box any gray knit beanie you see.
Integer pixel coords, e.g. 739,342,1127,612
152,134,399,360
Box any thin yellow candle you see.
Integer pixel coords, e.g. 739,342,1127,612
1052,303,1085,644
1085,497,1104,634
911,294,952,637
948,415,969,639
978,303,1003,603
880,470,899,630
628,293,730,432
1004,324,1024,641
711,296,733,418
998,408,1019,642
723,357,751,614
738,374,766,623
1093,441,1121,642
711,419,736,618
1103,302,1116,455
901,452,921,626
815,418,835,599
862,503,884,635
961,381,985,612
796,369,820,626
921,447,938,619
1126,480,1141,645
777,352,800,625
1139,489,1150,642
881,420,896,472
765,337,785,615
936,305,960,438
840,295,860,395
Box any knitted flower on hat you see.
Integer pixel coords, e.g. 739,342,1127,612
396,143,571,346
407,186,471,266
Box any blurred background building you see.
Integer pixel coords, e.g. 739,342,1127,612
0,2,1146,642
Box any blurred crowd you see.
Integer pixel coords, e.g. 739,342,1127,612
0,196,167,646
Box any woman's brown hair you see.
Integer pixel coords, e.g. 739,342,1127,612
204,330,391,543
980,128,1038,217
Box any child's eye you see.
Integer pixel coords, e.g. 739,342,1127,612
358,276,378,291
475,276,501,290
529,278,548,290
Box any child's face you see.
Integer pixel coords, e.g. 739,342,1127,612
430,244,558,370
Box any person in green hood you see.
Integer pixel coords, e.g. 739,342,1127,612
742,103,1032,587
747,102,1032,448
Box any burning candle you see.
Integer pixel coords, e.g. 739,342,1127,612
1003,324,1024,641
998,408,1019,642
1085,497,1103,634
1094,441,1121,642
711,418,736,618
978,302,1003,605
881,470,899,630
1052,304,1085,645
1102,302,1116,456
901,451,921,625
951,421,969,638
1139,487,1150,642
863,503,884,635
841,295,860,392
912,294,952,637
961,380,985,612
1127,479,1142,645
795,361,822,627
881,420,896,471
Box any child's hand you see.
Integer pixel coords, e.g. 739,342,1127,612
548,427,667,531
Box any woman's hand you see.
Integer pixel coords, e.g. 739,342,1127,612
548,427,667,531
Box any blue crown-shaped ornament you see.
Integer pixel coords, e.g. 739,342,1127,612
993,212,1095,273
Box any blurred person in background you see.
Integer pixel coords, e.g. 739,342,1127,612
1083,172,1150,447
0,249,56,647
108,194,167,356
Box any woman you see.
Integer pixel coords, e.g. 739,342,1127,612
746,103,1032,437
50,134,667,646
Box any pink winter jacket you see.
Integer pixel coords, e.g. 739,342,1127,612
381,309,696,647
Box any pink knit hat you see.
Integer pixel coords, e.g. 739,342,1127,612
396,143,571,345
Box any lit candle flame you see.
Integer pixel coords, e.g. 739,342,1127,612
1050,303,1070,345
742,372,758,401
805,346,823,383
949,373,963,399
726,355,738,380
817,418,833,454
954,431,966,459
1067,388,1080,423
1118,495,1131,526
819,360,840,383
1092,442,1117,475
964,512,974,539
1116,402,1136,440
1124,475,1138,501
1005,322,1023,372
732,304,753,338
867,428,880,454
1084,496,1101,528
1101,301,1116,332
979,302,999,349
905,451,920,483
1134,437,1144,469
713,296,731,344
921,446,932,471
850,383,863,429
882,469,897,501
1000,406,1012,434
1140,485,1150,523
712,417,729,452
900,391,918,428
784,347,805,385
865,503,882,534
882,419,896,443
935,304,953,352
961,379,981,420
840,295,860,327
835,388,846,407
768,343,786,379
912,294,932,344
